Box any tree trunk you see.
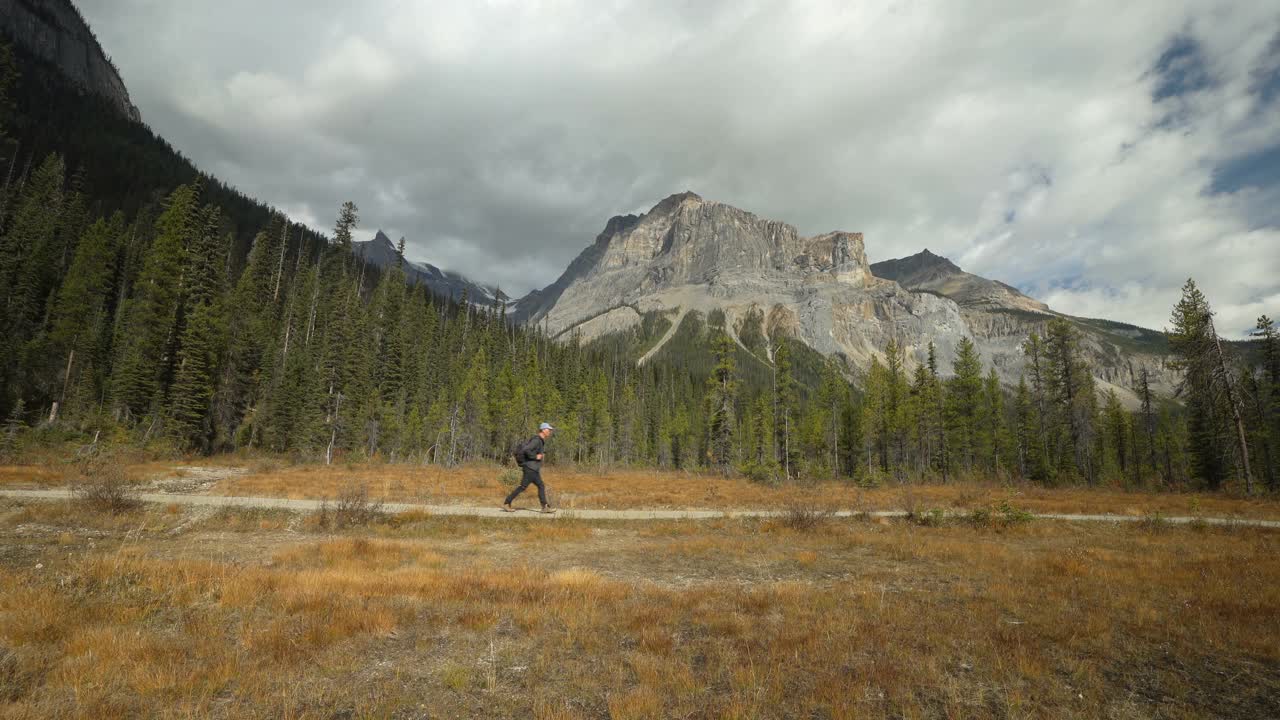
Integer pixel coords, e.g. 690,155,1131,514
60,349,75,406
272,221,289,303
1210,317,1253,493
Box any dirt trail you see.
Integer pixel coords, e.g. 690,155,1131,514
2,488,1278,527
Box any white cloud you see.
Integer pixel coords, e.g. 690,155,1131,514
78,0,1280,336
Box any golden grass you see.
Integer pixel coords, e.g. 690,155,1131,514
0,504,1276,718
0,460,185,488
210,460,1280,519
4,455,1278,520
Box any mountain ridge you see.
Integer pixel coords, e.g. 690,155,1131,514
516,192,1177,405
870,249,1050,314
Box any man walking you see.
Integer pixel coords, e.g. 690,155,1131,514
503,422,556,513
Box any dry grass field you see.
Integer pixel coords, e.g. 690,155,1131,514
4,459,1279,520
0,489,1277,719
185,461,1280,519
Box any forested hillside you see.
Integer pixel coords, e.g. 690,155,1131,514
0,40,1275,492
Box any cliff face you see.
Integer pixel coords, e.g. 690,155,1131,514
0,0,140,121
516,192,1178,405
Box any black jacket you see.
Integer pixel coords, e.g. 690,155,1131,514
518,435,545,471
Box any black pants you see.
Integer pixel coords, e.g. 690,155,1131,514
505,465,547,506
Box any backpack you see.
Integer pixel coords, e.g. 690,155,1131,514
511,437,530,466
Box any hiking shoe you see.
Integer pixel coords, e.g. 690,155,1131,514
540,506,557,514
501,504,515,513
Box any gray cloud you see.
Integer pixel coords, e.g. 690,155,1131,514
79,0,1280,336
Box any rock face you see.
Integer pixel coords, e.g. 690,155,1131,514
516,192,1177,404
0,0,140,121
354,231,505,306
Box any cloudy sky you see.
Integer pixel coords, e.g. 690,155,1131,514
80,0,1279,336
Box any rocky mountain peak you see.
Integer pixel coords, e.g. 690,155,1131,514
872,248,1048,313
515,193,877,329
578,192,872,289
648,190,704,216
355,230,502,306
871,248,963,286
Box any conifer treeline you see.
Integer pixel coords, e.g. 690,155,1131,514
0,104,1276,491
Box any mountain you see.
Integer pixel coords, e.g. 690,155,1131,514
355,230,505,306
0,0,140,121
871,249,1048,313
516,192,1177,404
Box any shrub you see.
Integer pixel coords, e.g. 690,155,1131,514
909,507,945,527
70,448,139,512
739,461,780,486
333,482,385,528
782,502,831,532
969,499,1034,529
1138,511,1168,533
968,506,993,526
996,499,1035,525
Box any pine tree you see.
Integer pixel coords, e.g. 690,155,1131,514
946,337,983,473
1102,389,1130,482
617,378,641,465
333,201,358,252
908,364,933,476
883,339,908,475
1253,315,1279,490
818,360,849,477
1,153,65,337
773,337,799,480
587,368,611,465
46,213,124,419
1022,332,1051,482
215,220,285,448
110,184,200,422
928,342,949,482
1168,279,1249,490
169,207,229,448
1044,318,1099,483
705,329,738,472
0,153,66,415
1137,367,1158,475
1014,375,1035,480
981,367,1010,479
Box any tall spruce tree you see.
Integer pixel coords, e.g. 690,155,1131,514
773,337,799,480
46,213,125,420
946,337,983,473
1253,315,1279,490
169,207,229,448
110,184,200,423
1045,318,1098,483
1168,279,1250,490
705,328,738,472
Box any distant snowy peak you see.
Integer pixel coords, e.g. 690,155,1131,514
354,230,506,306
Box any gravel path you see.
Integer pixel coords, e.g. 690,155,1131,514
2,488,1279,527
